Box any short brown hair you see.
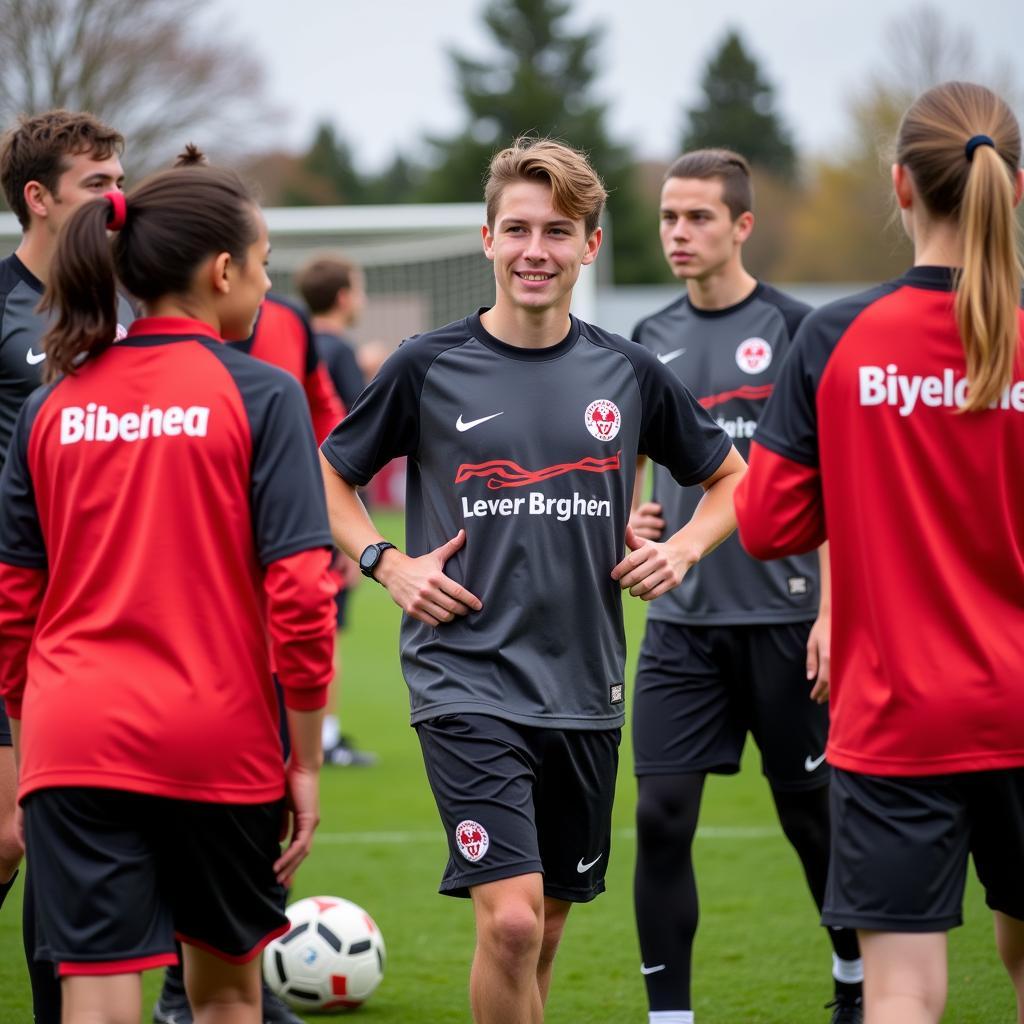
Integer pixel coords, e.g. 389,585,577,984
485,137,606,236
1,109,124,229
296,255,359,314
663,148,753,220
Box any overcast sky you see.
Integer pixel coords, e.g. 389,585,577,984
216,0,1018,170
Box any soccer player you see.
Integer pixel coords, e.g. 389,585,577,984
735,81,1024,1024
0,108,133,1024
319,137,745,1024
295,254,377,767
0,162,336,1024
629,149,863,1024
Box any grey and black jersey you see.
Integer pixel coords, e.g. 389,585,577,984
0,253,134,469
321,311,731,730
633,283,818,625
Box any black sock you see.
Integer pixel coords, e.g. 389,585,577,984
634,772,706,1011
835,979,863,1001
0,868,17,911
772,785,861,962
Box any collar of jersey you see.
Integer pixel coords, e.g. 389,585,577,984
126,317,225,342
469,309,580,361
8,253,44,294
684,282,764,319
899,266,956,292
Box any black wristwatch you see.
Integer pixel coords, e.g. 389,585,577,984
359,541,396,582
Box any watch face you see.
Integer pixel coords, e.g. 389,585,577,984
359,545,379,572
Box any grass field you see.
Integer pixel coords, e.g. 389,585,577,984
0,509,1016,1022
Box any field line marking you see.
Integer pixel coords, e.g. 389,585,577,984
315,825,778,845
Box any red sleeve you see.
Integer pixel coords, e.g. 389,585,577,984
0,563,47,719
734,441,826,559
305,363,346,446
264,547,337,711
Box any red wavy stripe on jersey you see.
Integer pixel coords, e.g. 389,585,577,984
455,451,621,490
698,383,774,409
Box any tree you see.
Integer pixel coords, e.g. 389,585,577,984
0,0,271,173
682,30,797,180
780,6,1021,282
419,0,664,283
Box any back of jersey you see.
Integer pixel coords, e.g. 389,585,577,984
0,319,330,803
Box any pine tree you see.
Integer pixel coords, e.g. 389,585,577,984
682,30,797,180
420,0,663,283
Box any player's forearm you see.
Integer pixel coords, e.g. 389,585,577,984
319,452,392,561
632,455,648,510
665,448,746,565
285,708,324,771
817,541,831,615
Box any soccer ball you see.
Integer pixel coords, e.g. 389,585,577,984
263,896,386,1012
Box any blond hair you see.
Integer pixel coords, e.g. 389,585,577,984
485,137,606,236
897,82,1023,411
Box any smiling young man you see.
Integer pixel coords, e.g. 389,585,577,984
318,137,745,1024
629,149,862,1024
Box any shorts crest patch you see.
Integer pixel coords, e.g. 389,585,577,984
455,819,489,862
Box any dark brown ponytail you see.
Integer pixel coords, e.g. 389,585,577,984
40,164,259,382
41,196,122,382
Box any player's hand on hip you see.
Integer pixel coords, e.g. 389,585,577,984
629,501,666,541
611,525,691,601
806,610,831,703
377,528,483,627
275,761,320,886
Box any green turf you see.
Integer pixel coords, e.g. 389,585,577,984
0,509,1015,1021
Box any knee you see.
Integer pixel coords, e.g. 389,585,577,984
636,785,698,850
0,820,22,877
480,901,544,967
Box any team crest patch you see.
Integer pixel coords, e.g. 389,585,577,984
585,399,621,441
455,820,489,862
736,338,772,375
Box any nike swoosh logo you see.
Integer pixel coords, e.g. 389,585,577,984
804,753,827,772
657,348,685,364
25,348,46,365
640,963,666,975
456,412,503,432
576,854,602,873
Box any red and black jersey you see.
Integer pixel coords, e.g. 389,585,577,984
234,294,345,444
0,317,336,803
735,267,1024,776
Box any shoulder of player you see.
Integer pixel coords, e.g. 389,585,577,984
576,317,674,385
630,293,690,345
389,316,478,374
753,282,813,336
199,338,307,402
796,281,902,348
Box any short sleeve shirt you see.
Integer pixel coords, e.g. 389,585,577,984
632,283,818,624
321,311,731,730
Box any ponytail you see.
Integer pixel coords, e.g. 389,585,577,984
41,196,121,383
896,81,1022,412
957,143,1022,410
38,161,259,383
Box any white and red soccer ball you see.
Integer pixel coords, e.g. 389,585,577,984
263,896,385,1013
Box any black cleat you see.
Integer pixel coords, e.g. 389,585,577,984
825,992,864,1024
152,989,194,1024
263,983,305,1024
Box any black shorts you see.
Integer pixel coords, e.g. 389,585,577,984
415,714,620,902
823,767,1024,932
0,698,10,746
334,586,350,630
633,620,828,791
23,787,288,975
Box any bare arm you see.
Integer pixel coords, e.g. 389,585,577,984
612,446,747,601
320,452,482,628
806,542,831,703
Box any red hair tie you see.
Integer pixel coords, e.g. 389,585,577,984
105,191,127,231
